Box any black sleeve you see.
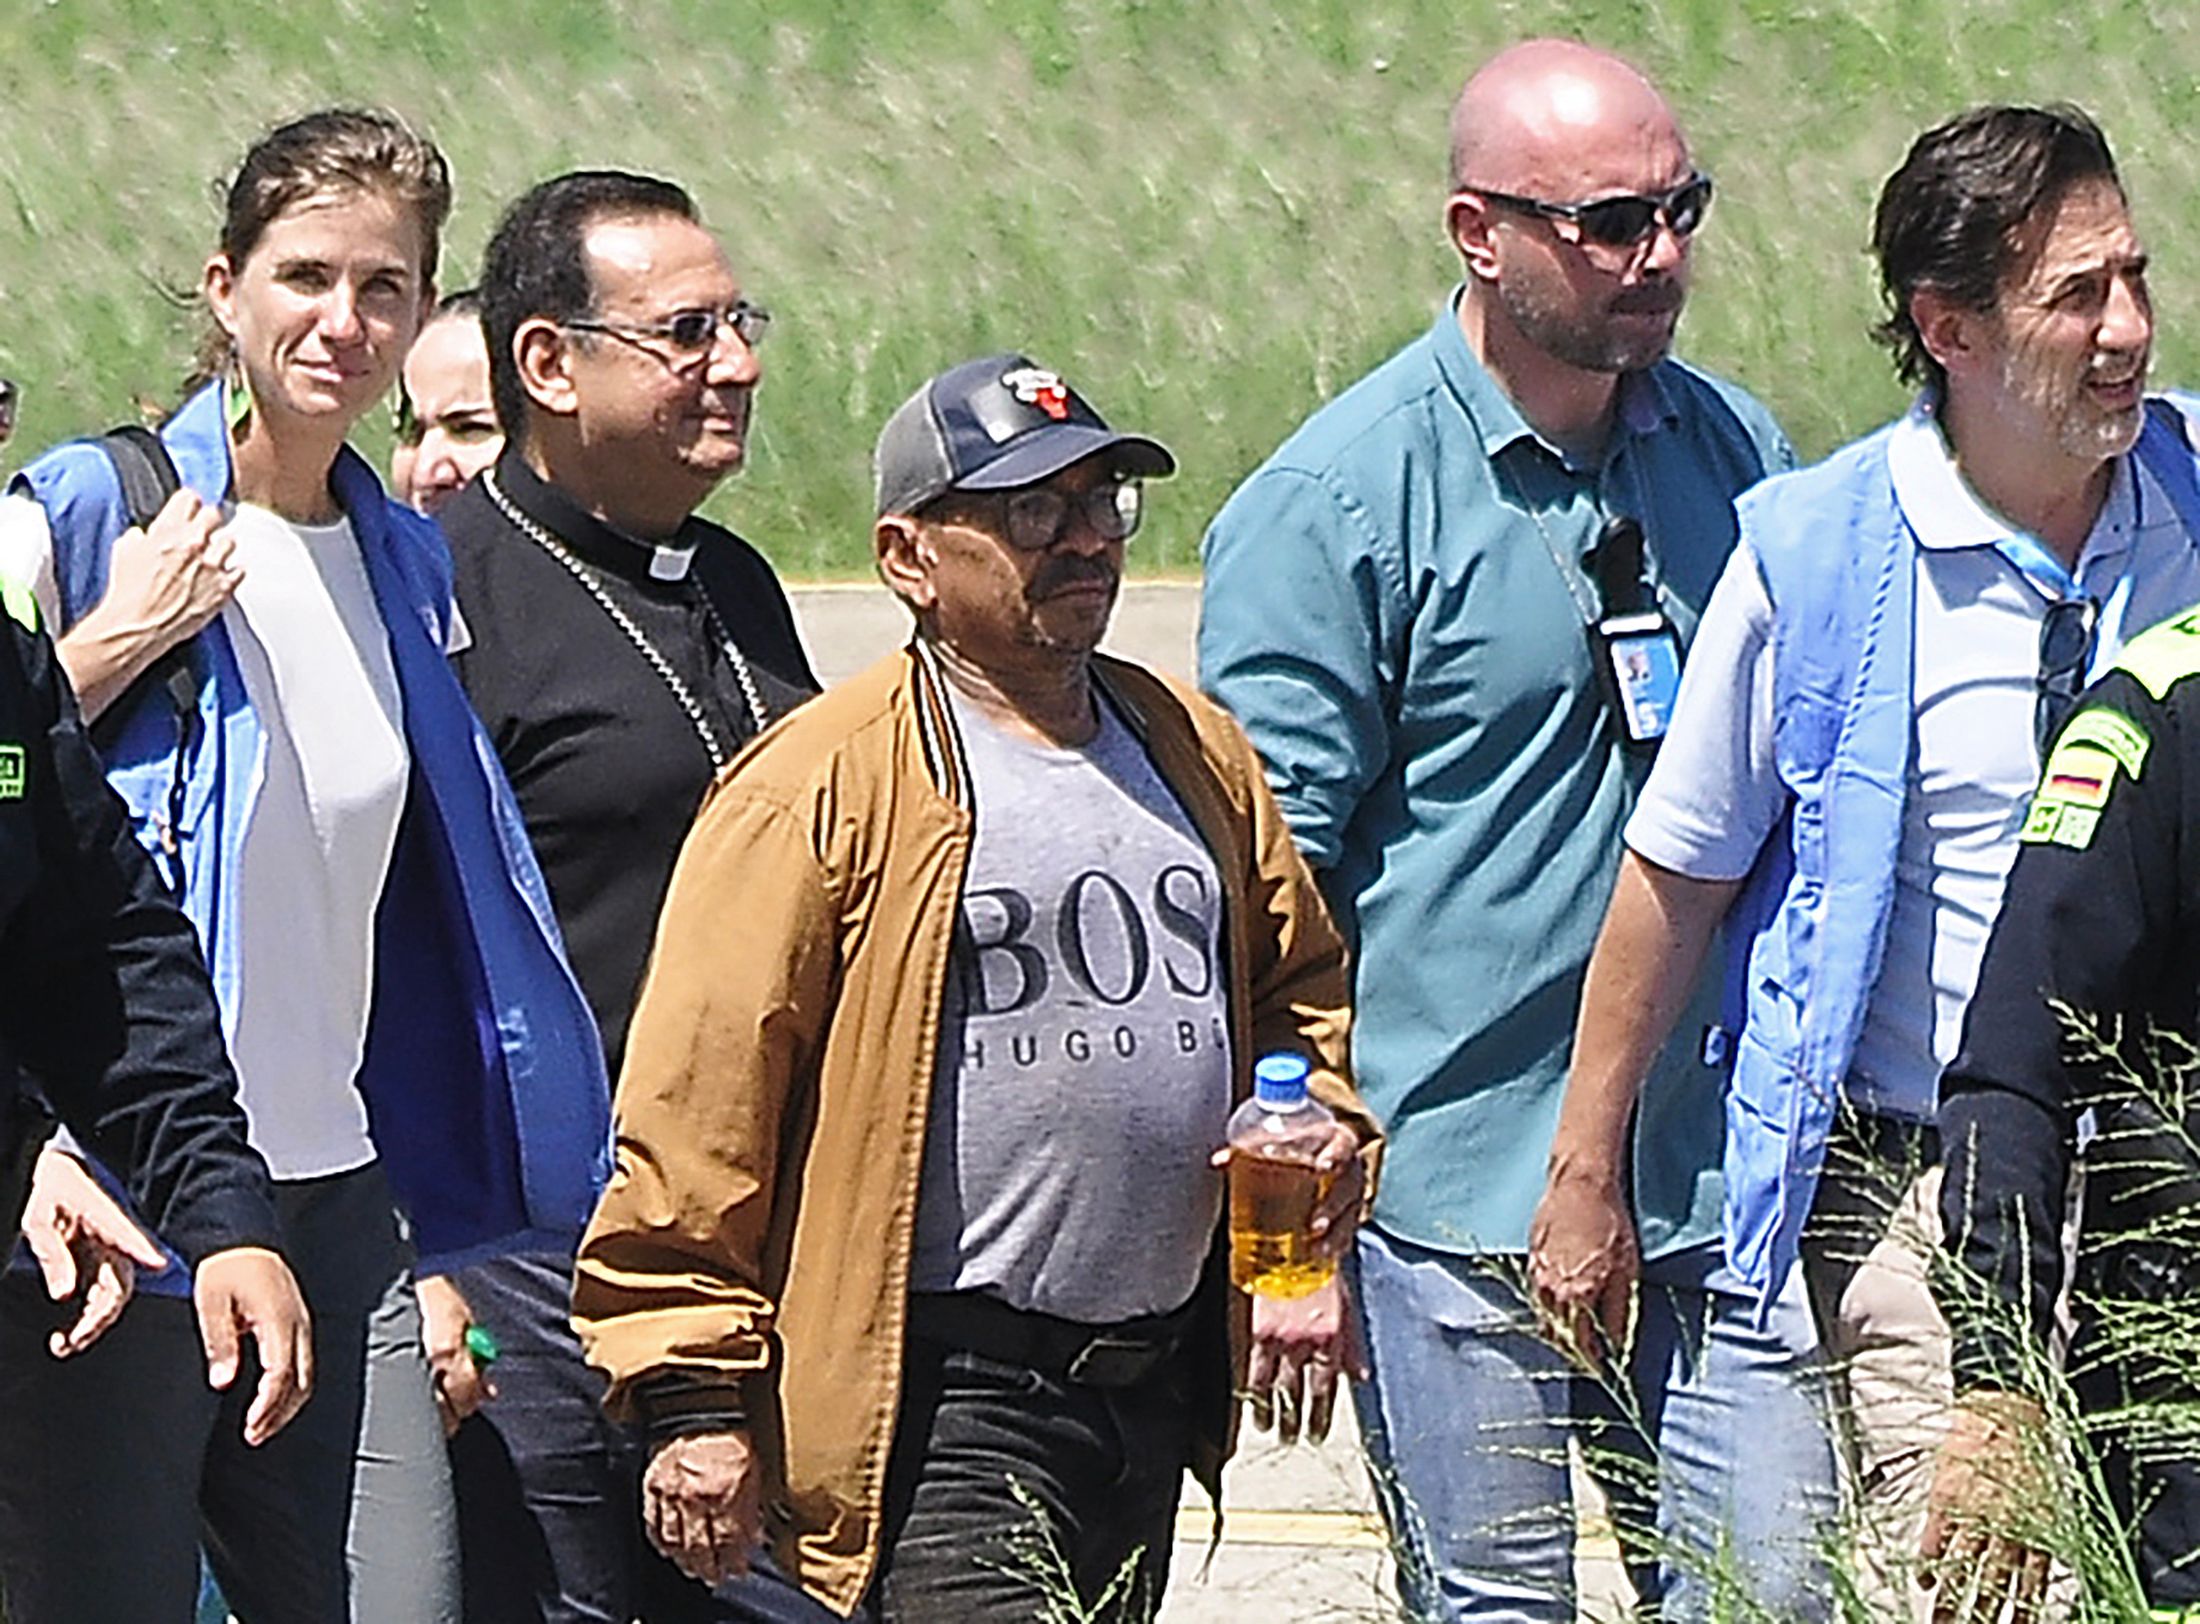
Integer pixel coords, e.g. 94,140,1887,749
706,535,820,699
443,507,505,728
0,613,279,1265
757,565,820,696
1939,670,2183,1391
1939,1090,2067,1391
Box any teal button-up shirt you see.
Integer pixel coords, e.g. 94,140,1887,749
1198,293,1792,1257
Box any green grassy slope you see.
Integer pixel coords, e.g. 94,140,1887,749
2,1,2197,575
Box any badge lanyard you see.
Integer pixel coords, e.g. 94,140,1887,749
1521,449,1664,613
1522,453,1682,748
1989,473,2142,679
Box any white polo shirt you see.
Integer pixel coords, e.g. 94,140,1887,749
1628,397,2200,1122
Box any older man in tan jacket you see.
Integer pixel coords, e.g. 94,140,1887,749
575,353,1376,1621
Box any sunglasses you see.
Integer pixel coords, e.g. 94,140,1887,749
2035,596,2099,758
564,300,772,368
1473,172,1714,250
932,478,1144,552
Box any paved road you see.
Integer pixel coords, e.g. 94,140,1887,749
1160,1407,1396,1623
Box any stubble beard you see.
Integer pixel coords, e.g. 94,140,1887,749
1019,566,1119,656
2003,345,2147,466
1498,272,1684,376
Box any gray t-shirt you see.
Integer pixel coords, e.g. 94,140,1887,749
909,685,1233,1322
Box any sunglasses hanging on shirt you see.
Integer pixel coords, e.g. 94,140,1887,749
1588,516,1684,749
2034,595,2100,760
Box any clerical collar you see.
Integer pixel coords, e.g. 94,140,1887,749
646,543,693,580
492,451,702,583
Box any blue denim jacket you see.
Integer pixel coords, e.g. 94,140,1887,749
1722,396,2200,1304
1200,295,1792,1256
12,383,612,1272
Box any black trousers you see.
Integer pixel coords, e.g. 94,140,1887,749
2069,1317,2200,1608
868,1334,1194,1623
0,1163,451,1624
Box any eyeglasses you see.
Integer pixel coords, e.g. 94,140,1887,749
2035,596,2099,758
932,477,1145,552
564,300,772,367
1472,172,1714,249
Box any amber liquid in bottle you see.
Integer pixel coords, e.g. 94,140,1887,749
1227,1052,1342,1298
1229,1152,1338,1299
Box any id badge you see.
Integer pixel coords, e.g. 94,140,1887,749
1595,610,1684,746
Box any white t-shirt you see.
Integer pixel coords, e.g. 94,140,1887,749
220,504,407,1177
0,493,63,626
1628,398,2200,1122
0,490,408,1176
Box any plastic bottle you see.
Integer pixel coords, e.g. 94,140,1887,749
1227,1053,1341,1299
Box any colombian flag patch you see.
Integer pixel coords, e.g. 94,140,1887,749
2041,746,2115,810
2022,708,2150,851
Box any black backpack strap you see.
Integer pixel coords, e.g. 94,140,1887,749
98,424,181,529
88,425,199,755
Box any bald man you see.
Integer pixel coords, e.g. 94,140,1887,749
1200,39,1834,1620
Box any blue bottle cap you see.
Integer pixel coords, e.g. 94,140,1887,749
1253,1052,1311,1107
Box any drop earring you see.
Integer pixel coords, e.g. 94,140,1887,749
225,349,254,440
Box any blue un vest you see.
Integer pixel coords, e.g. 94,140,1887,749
9,383,612,1274
1721,396,2200,1305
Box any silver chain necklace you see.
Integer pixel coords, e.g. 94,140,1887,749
484,468,768,771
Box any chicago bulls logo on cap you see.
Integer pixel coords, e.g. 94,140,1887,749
1002,365,1072,422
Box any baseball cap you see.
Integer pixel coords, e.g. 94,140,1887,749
874,353,1175,517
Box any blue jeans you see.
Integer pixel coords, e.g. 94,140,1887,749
1351,1227,1838,1622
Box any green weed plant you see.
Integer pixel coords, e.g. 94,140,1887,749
1348,1020,2200,1624
1539,1007,2200,1623
981,1475,1158,1623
